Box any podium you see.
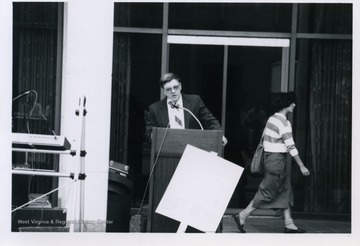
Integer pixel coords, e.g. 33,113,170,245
147,127,224,232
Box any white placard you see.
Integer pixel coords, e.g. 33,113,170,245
155,144,244,233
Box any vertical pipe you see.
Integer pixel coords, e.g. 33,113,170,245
123,37,131,164
221,45,228,133
77,96,86,232
281,47,290,92
160,3,169,99
289,3,298,92
52,1,64,207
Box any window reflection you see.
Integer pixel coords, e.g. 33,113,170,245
12,2,62,212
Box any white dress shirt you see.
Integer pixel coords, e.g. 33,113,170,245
167,96,185,129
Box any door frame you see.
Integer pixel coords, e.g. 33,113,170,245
166,35,291,132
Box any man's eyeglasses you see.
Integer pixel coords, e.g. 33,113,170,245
164,85,180,93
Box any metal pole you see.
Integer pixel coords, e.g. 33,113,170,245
12,169,74,178
222,45,228,132
11,180,76,213
77,96,87,232
12,148,75,155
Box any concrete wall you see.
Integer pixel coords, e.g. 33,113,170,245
0,0,114,237
58,0,114,232
0,0,13,237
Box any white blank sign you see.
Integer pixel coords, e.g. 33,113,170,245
155,144,244,232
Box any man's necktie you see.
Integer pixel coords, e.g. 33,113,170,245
175,115,182,127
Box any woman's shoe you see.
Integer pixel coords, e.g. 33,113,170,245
284,227,306,233
232,214,246,233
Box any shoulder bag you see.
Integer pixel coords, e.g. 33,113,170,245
250,130,265,175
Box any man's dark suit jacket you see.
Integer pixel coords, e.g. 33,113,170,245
145,94,222,142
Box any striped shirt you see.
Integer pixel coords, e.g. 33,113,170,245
263,113,299,156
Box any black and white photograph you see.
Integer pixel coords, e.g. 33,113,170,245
0,0,358,245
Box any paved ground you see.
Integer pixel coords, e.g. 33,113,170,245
221,208,351,233
222,215,351,233
127,208,355,246
130,208,351,234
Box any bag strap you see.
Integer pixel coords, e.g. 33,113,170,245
259,127,266,144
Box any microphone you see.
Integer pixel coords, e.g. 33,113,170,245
12,90,32,102
168,101,203,130
168,101,179,109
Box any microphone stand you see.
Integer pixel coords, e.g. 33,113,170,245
170,103,204,130
24,96,30,166
12,90,36,166
41,114,58,139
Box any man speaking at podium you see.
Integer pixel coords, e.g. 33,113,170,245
145,72,227,145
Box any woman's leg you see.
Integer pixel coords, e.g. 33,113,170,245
283,206,292,221
283,207,306,233
283,207,298,230
233,199,257,233
238,199,256,225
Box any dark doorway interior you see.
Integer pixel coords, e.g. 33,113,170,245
225,46,282,207
169,43,283,208
114,35,283,208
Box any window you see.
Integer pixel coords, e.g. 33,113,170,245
12,2,63,208
169,3,292,32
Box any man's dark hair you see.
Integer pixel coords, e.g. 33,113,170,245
271,92,297,112
159,73,181,88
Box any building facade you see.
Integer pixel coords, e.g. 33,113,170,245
8,2,352,234
110,3,352,216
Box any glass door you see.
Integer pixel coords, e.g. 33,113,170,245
168,43,225,122
168,35,289,208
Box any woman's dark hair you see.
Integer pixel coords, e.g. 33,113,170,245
271,92,297,112
159,73,181,88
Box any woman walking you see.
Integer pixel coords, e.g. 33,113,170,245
233,92,310,233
